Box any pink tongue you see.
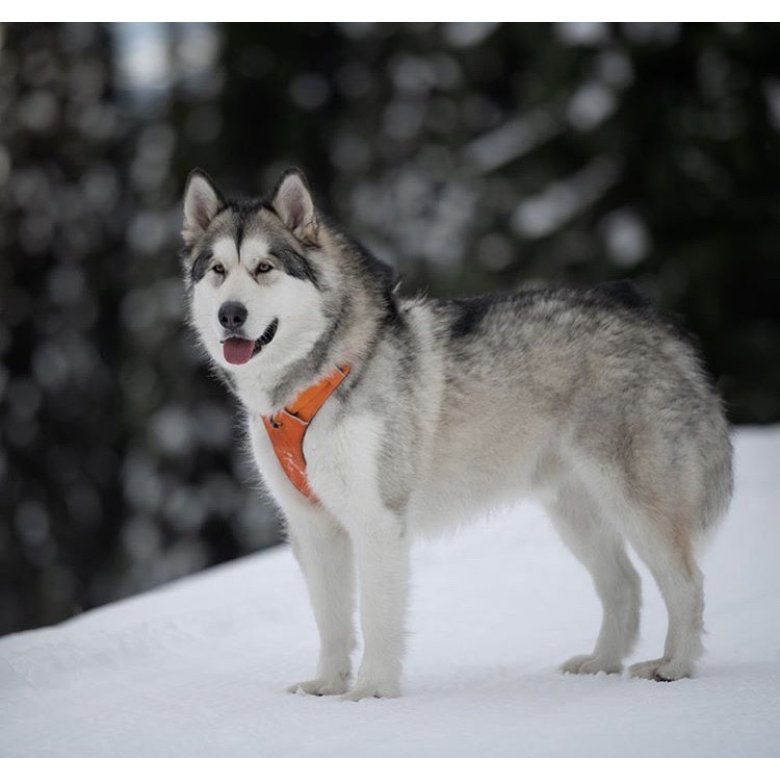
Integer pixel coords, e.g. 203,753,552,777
223,338,255,365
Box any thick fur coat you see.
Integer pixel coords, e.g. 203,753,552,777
181,169,732,700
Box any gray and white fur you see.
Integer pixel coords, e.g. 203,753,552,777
181,168,733,700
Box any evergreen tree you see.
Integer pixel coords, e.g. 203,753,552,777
0,23,129,632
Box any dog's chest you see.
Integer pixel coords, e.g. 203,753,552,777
247,406,384,514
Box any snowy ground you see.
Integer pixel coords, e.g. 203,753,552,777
2,428,779,757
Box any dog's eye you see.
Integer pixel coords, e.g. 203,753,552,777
212,263,226,276
256,261,273,274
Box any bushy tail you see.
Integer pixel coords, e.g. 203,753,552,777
700,419,734,537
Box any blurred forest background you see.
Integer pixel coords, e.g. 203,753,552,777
1,22,779,635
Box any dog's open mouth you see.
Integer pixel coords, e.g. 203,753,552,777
222,318,279,365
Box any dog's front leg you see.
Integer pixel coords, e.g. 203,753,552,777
286,512,356,696
341,514,408,701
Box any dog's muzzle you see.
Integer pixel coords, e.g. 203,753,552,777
222,318,279,365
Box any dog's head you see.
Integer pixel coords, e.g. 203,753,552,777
181,168,336,379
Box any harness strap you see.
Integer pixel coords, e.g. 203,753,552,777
261,365,351,502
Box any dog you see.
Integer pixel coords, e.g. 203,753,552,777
180,167,732,700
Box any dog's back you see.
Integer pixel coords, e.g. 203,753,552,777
387,285,731,545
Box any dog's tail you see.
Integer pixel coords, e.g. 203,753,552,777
699,415,733,539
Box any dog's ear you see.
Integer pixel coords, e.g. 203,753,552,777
271,169,318,243
182,169,224,247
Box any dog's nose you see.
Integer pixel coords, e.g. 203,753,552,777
218,301,248,330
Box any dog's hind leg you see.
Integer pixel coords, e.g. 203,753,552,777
286,511,356,696
621,512,704,682
544,481,641,675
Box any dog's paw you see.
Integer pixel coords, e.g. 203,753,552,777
340,678,400,702
561,654,623,675
629,657,693,681
286,677,350,696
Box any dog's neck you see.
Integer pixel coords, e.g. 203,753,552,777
230,258,393,418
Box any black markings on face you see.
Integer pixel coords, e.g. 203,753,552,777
189,200,321,289
271,246,320,289
235,212,246,252
190,248,213,284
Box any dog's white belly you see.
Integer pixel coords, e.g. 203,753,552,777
408,448,551,536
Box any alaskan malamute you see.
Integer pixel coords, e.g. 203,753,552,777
181,168,732,700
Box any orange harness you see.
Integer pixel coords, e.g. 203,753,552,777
261,365,351,503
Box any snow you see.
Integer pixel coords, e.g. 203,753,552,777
2,428,779,757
